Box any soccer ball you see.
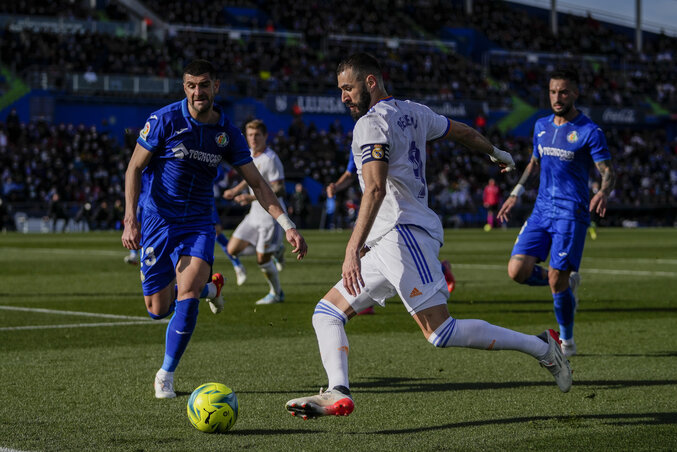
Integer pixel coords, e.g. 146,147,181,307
187,382,238,433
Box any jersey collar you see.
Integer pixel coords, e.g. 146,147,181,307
181,98,226,127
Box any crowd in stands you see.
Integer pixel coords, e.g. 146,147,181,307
1,0,674,108
0,0,129,21
0,1,675,230
1,109,675,231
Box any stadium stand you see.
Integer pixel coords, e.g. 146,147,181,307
0,0,674,230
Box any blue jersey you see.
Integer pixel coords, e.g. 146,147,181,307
347,148,357,174
137,98,252,223
532,112,610,222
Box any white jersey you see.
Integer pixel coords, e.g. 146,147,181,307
351,97,450,246
247,147,286,223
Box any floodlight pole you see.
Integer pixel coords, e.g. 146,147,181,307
635,0,642,52
551,0,558,36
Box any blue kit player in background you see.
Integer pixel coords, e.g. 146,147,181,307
122,59,308,399
497,67,616,357
212,162,247,285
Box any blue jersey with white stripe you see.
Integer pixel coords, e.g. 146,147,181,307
347,148,357,174
137,99,252,223
532,112,610,222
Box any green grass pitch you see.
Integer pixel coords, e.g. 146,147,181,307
1,228,676,451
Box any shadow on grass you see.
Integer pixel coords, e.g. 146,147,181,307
576,351,677,357
350,376,677,392
369,411,677,434
228,428,322,435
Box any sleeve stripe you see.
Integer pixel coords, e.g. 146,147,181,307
360,143,390,164
431,117,452,141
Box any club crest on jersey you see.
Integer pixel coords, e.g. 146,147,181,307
215,132,229,147
140,122,151,141
567,131,579,143
361,143,390,164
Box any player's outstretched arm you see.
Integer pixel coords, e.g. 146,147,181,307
589,159,616,217
497,157,539,223
447,119,515,172
237,161,307,259
121,144,152,250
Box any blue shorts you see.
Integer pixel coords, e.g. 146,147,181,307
139,214,216,296
511,213,588,271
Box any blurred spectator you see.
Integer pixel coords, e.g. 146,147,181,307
288,182,310,229
483,178,500,230
74,201,94,231
92,199,113,230
46,192,69,232
0,196,12,231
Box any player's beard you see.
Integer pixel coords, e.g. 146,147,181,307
347,85,372,120
552,102,572,117
191,96,212,114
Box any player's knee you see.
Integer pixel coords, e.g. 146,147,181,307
256,255,271,266
426,316,458,348
147,309,169,320
312,300,348,330
507,262,529,283
549,270,568,292
147,300,176,320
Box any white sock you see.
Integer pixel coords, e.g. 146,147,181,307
312,299,350,390
430,317,548,359
259,260,281,294
206,282,217,299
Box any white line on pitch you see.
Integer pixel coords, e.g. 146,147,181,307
452,263,676,278
0,305,152,320
0,247,122,256
0,320,168,332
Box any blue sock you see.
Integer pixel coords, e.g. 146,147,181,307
553,288,575,340
147,300,176,320
130,249,138,257
162,298,199,372
216,233,241,266
524,265,549,286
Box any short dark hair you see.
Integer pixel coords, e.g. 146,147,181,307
336,52,382,82
183,59,217,80
549,67,579,86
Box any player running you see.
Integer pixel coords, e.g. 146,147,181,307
223,119,289,305
497,67,616,357
122,59,307,399
286,53,571,420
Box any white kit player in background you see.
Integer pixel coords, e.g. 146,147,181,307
223,119,288,305
286,52,572,420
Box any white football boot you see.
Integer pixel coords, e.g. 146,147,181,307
538,329,572,393
154,370,176,399
286,386,354,419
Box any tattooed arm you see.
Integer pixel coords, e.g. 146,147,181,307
589,160,616,217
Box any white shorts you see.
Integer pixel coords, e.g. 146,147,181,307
334,225,448,315
232,213,283,254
